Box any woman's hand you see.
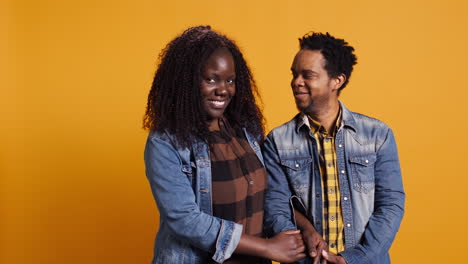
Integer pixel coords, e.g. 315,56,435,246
265,230,306,263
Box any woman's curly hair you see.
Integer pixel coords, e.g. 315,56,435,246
143,25,264,148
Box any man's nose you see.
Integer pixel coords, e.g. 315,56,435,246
292,75,304,87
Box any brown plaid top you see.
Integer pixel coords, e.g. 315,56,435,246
207,118,267,264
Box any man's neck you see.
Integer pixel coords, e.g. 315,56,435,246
306,101,340,134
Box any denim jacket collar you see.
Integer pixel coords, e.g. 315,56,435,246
340,101,357,133
295,101,358,133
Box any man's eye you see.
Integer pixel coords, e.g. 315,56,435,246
227,79,235,84
206,78,215,83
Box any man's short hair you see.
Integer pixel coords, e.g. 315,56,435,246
299,32,357,95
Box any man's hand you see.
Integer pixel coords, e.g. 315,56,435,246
322,250,347,264
293,209,327,264
265,230,306,263
302,227,327,264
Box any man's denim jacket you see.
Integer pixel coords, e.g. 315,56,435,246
144,128,264,264
263,102,405,264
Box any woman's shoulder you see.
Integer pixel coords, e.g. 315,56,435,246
146,129,196,153
147,129,171,142
146,129,180,150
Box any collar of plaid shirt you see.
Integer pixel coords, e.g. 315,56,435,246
306,108,342,136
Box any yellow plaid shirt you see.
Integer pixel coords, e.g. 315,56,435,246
308,111,345,254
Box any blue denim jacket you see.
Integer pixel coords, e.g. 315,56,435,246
144,128,264,264
263,102,405,264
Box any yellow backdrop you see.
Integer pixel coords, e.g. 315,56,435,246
2,0,468,263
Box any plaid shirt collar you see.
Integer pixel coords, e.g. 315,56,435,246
295,101,356,134
302,109,342,137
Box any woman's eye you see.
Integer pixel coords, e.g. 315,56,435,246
206,78,215,83
227,79,235,84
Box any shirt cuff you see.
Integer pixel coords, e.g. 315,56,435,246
212,220,243,263
339,248,370,264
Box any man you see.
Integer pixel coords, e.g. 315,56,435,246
263,32,405,264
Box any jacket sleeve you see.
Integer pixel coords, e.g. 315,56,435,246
262,132,297,236
340,128,405,264
144,135,242,263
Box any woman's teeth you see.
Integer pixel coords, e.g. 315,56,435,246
210,100,225,107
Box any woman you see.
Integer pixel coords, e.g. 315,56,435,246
143,26,305,264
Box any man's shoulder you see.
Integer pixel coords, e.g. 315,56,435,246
343,108,394,146
341,101,391,133
351,109,390,130
267,113,302,137
349,111,390,129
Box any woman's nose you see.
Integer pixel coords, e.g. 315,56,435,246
215,83,228,95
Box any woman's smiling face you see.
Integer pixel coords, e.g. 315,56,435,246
200,48,236,128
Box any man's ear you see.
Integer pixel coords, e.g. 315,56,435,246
332,74,346,91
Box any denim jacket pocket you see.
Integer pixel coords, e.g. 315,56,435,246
280,157,312,171
349,154,377,194
280,158,312,199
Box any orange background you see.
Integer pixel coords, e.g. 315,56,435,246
2,0,468,263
